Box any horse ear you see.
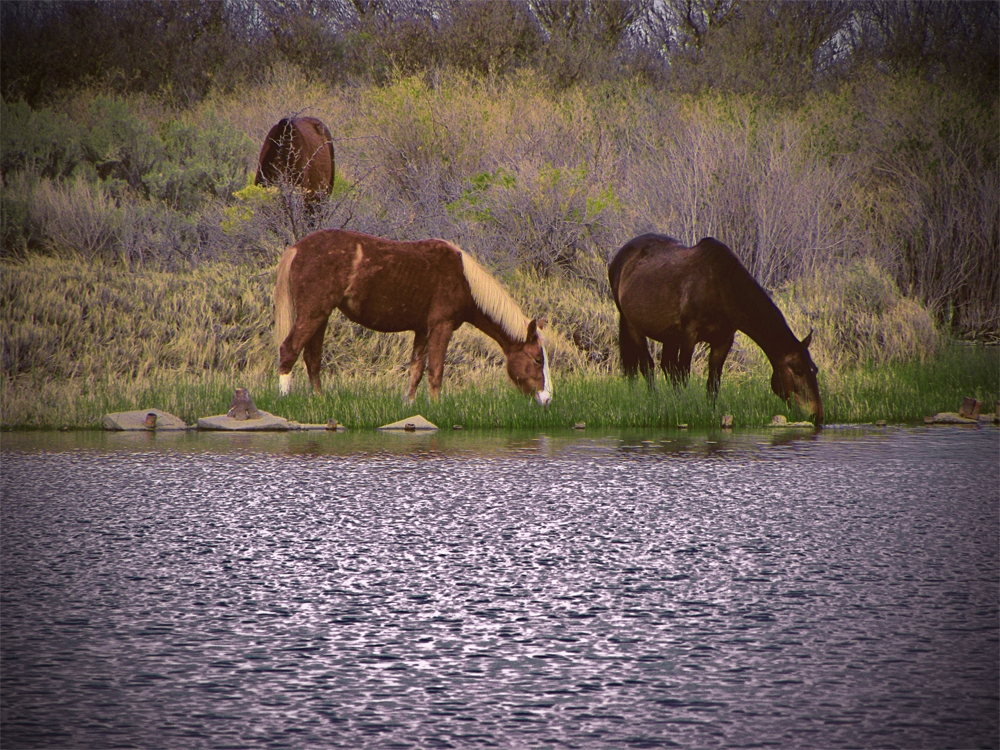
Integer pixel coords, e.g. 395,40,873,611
802,330,813,349
536,318,547,330
526,319,538,341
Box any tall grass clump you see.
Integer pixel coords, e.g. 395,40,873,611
8,346,994,430
819,344,999,425
0,255,276,381
776,258,942,370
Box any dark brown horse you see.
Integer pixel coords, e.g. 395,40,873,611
255,117,335,206
609,233,822,423
274,229,552,405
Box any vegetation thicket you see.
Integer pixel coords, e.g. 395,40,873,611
1,0,997,429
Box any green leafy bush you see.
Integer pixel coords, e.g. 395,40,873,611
151,115,253,212
0,172,37,257
81,96,163,198
0,99,84,179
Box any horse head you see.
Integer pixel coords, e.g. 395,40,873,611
770,330,823,424
506,318,552,406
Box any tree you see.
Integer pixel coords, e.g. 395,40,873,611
665,0,854,98
852,0,998,95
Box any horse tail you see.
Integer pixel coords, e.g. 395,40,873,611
608,239,652,378
608,259,636,376
274,246,298,355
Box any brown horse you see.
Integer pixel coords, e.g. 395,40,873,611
274,229,552,405
609,233,822,423
255,117,335,206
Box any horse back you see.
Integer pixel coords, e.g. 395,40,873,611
291,118,335,195
289,230,470,333
255,117,334,195
609,233,677,304
612,234,744,342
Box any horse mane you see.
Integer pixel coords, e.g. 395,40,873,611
456,247,530,342
698,237,799,357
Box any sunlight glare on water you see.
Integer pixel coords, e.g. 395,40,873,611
1,426,997,748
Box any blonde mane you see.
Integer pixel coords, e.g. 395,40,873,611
456,247,530,342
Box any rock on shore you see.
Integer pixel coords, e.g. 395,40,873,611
103,409,189,431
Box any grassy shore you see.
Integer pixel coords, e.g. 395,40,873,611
2,251,996,431
2,343,996,431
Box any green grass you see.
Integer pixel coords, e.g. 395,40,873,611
819,343,999,424
1,255,995,431
3,344,996,430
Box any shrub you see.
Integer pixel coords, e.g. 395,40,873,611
148,115,253,212
81,96,164,199
30,177,122,259
0,99,84,180
467,162,622,279
0,172,37,257
438,0,541,78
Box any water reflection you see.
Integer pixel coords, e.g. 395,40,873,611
2,425,997,749
3,422,843,459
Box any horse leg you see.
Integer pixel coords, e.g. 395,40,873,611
676,340,695,387
639,340,657,390
302,324,327,394
619,315,654,381
706,334,734,404
278,312,330,395
425,324,455,401
407,329,430,403
659,336,684,387
303,192,324,229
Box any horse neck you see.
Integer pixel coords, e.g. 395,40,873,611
469,308,517,354
729,271,799,364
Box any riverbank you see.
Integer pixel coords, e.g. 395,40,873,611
2,344,996,431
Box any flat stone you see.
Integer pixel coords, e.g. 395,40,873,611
377,414,438,431
198,410,292,431
927,412,979,425
103,409,189,431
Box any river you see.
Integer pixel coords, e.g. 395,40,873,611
2,425,997,748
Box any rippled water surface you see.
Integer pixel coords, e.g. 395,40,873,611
2,426,998,749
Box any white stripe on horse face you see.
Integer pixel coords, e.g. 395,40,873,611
535,345,552,406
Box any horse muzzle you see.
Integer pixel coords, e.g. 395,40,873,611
795,393,823,425
535,390,552,407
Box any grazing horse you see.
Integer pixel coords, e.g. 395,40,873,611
274,229,552,405
609,233,823,423
255,117,335,207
